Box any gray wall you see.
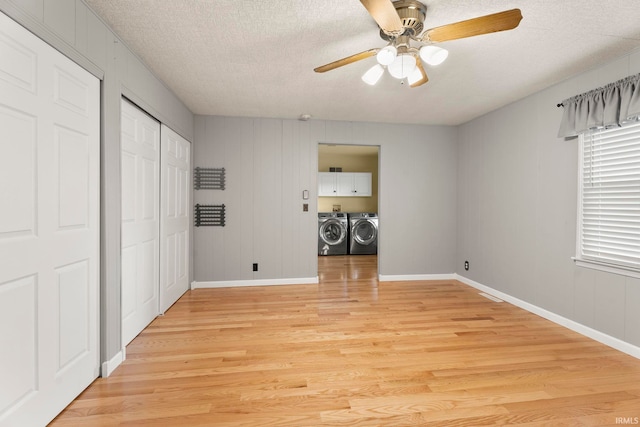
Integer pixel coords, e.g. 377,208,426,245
193,117,458,282
457,48,640,348
0,0,195,366
193,117,319,282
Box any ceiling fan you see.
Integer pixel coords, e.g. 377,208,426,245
314,0,522,87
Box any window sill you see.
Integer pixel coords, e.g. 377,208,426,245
572,257,640,279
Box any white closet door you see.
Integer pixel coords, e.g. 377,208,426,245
0,12,100,427
121,99,160,346
160,125,191,313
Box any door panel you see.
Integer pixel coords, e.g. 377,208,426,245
0,105,36,237
160,125,190,313
56,126,90,228
120,245,137,320
57,260,90,369
0,11,99,426
141,238,157,304
120,99,160,346
0,276,37,418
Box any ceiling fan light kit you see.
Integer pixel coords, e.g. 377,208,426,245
315,0,522,88
376,45,398,65
388,54,417,79
362,64,385,85
419,45,448,66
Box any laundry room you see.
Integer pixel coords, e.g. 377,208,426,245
317,144,379,257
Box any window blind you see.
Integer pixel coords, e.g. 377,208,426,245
579,121,640,270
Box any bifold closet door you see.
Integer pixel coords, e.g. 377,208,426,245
120,99,160,347
0,12,100,426
160,125,191,313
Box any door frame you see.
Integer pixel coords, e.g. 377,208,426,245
316,143,381,275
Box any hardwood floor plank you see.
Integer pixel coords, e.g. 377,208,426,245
50,255,640,426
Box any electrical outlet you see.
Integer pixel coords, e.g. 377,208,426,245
253,263,258,272
303,203,308,212
464,260,470,271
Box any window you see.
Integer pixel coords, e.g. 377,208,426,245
577,120,640,275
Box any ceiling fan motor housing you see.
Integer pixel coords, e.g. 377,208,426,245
380,0,427,40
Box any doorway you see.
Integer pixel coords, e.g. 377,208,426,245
317,144,380,278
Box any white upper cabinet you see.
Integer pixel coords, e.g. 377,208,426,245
318,172,372,197
318,172,338,196
350,172,372,196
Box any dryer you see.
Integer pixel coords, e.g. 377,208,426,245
318,212,348,255
348,213,378,255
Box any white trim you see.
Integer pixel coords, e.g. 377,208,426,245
573,258,640,279
378,273,456,282
576,127,640,271
455,274,640,360
101,347,126,378
192,277,319,289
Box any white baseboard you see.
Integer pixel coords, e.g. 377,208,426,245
101,347,126,378
378,273,456,282
192,276,319,289
454,274,640,360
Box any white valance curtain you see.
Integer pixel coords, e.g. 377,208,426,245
557,73,640,138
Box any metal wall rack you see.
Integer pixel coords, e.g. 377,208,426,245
194,167,225,190
194,204,225,227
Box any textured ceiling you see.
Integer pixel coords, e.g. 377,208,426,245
84,0,640,126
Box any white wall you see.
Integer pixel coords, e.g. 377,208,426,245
193,117,458,283
457,48,640,348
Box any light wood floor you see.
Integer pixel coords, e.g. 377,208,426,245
51,255,640,426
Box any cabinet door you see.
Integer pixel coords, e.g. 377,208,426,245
336,173,355,196
318,172,337,196
353,172,372,196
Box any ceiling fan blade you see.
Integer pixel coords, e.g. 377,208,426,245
410,60,428,88
360,0,404,36
421,9,522,43
314,49,379,73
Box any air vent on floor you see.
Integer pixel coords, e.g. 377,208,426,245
479,292,503,303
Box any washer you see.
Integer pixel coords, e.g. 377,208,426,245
348,213,378,255
318,212,348,255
